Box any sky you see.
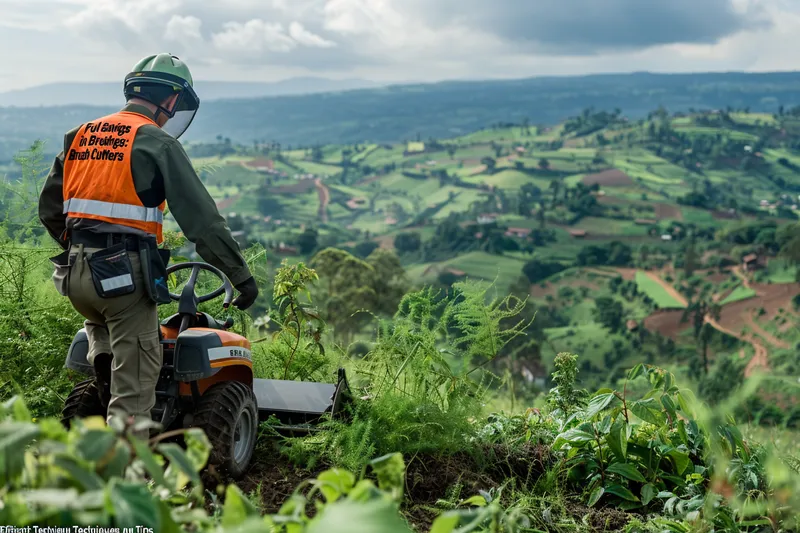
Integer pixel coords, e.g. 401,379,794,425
0,0,798,92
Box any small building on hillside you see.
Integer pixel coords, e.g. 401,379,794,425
245,158,275,172
477,213,498,224
626,320,640,332
661,234,673,241
346,197,368,210
742,253,765,272
274,243,299,255
569,229,588,239
505,227,532,238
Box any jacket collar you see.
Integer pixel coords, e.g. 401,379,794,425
121,102,158,122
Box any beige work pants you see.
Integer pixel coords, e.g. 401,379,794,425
65,244,162,439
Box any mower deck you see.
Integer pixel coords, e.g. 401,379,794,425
252,368,350,432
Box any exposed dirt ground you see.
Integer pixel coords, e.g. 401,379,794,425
654,203,682,220
219,443,636,532
582,169,634,187
315,178,330,223
641,268,799,377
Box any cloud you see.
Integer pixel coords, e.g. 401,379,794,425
289,22,337,48
0,0,796,93
420,0,770,54
165,15,202,42
211,20,298,53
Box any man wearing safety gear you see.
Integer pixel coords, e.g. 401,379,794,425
38,53,259,438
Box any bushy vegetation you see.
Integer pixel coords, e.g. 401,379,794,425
2,104,800,531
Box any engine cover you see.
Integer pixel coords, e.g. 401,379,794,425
173,328,252,382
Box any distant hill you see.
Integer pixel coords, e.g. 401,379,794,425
3,71,800,162
0,77,381,107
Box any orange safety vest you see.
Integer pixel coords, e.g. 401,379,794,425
62,110,166,244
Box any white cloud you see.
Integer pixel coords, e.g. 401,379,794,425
0,0,800,92
289,22,336,48
211,20,297,53
63,0,183,33
165,15,202,42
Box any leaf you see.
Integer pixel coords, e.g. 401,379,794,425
222,484,260,528
676,390,697,417
667,450,692,476
604,483,639,502
677,420,689,445
553,427,595,449
607,462,646,483
627,364,644,381
109,480,160,529
588,486,605,507
0,422,39,479
661,395,677,422
641,484,657,506
53,456,104,491
156,500,182,533
129,438,166,487
21,488,80,506
586,393,620,419
183,428,211,472
98,441,132,480
618,500,644,511
607,418,628,461
369,453,405,499
461,495,487,507
630,399,666,426
157,443,201,489
307,499,413,533
430,512,461,533
75,430,117,462
9,396,32,423
317,469,356,503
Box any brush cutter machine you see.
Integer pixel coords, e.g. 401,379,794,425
61,261,351,478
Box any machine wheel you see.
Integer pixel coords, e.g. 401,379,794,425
193,381,258,479
61,379,107,429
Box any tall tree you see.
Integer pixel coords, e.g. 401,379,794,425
682,296,721,375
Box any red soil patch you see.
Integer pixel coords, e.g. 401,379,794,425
315,179,330,223
716,282,797,335
582,169,634,187
215,195,241,211
654,203,682,220
643,309,691,339
597,195,627,205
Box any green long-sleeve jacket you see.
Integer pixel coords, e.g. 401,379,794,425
38,103,253,286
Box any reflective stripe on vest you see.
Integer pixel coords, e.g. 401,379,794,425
62,110,166,244
63,198,164,224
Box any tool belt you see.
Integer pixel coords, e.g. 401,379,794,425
63,230,171,304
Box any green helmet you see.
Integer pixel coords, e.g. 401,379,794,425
124,53,200,139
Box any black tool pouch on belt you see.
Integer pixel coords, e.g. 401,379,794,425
86,244,136,298
138,238,171,305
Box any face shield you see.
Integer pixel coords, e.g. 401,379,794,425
160,84,200,140
124,72,200,140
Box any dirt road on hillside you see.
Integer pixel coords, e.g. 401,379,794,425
315,179,330,224
643,271,770,376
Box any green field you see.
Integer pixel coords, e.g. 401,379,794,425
635,271,686,308
721,285,757,305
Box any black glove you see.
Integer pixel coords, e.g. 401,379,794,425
232,276,259,310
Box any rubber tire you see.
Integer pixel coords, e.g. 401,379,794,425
61,379,107,429
193,381,258,479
